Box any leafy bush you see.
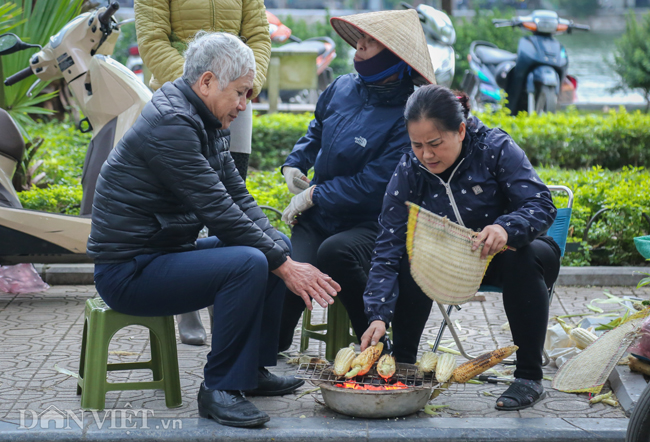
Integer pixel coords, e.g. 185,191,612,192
250,112,312,171
17,167,650,266
451,8,524,89
0,0,84,134
27,117,91,186
478,106,650,169
17,184,82,215
539,166,650,266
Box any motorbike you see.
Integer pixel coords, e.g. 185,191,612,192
461,10,589,114
0,1,151,265
400,2,455,88
265,10,336,103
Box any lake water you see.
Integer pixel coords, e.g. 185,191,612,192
557,31,646,106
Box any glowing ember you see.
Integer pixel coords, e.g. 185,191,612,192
334,381,408,391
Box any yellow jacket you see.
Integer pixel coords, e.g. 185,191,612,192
134,0,270,98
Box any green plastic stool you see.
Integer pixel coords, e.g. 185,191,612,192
77,298,182,410
300,298,356,361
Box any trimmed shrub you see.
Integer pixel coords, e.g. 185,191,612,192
250,112,312,171
20,168,648,266
480,107,650,169
539,166,650,267
17,184,83,215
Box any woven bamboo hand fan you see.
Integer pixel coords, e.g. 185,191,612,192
406,202,495,305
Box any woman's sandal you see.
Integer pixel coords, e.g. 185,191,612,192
495,380,546,411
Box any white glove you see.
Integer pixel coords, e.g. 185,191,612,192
282,186,315,225
283,166,309,194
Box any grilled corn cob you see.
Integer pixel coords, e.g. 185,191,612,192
377,354,396,379
418,352,439,374
345,342,384,378
451,345,519,383
435,353,457,383
333,344,356,377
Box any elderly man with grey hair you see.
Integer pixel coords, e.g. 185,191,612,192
87,32,340,428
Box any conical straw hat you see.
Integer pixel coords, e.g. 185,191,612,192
331,9,436,85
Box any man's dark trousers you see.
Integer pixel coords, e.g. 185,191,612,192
94,234,291,391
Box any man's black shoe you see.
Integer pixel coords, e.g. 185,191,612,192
245,367,305,396
197,383,270,428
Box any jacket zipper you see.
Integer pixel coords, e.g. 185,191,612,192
419,158,466,227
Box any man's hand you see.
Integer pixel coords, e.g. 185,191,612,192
281,186,315,225
272,257,340,310
360,320,386,351
282,166,310,195
473,224,508,259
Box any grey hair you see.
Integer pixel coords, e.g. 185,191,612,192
182,31,256,89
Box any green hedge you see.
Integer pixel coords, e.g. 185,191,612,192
480,107,650,169
250,112,312,171
18,167,650,266
250,107,650,171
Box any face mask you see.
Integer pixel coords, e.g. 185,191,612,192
354,48,410,83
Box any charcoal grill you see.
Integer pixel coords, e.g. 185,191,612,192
296,362,438,418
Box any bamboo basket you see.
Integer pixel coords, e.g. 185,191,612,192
406,202,495,305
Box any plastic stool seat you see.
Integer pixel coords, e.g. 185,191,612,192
300,299,355,361
77,298,182,410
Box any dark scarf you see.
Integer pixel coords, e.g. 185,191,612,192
354,48,410,83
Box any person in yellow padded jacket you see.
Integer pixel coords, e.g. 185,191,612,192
134,0,271,346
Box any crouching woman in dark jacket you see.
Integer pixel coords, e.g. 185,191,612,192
360,85,561,411
87,32,339,428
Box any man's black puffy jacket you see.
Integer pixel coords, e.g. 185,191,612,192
87,78,289,269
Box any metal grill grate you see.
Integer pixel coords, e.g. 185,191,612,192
296,362,436,390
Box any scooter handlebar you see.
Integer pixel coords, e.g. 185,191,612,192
4,66,33,86
98,2,119,25
572,23,590,31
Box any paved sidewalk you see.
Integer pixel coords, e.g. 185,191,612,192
0,284,648,440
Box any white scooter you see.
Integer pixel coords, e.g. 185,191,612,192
401,2,455,87
0,2,151,265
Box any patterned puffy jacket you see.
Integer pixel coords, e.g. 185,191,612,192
364,117,557,324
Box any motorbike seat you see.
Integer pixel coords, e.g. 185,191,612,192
281,40,327,56
0,108,24,163
474,45,517,66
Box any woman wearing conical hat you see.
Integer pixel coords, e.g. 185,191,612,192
277,9,436,352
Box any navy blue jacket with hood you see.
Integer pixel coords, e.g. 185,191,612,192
282,73,414,235
364,117,558,325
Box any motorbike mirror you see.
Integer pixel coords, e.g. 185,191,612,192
0,33,41,56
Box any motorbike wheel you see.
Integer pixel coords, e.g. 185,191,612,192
626,381,650,442
535,85,558,114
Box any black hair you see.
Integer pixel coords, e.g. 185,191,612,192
404,85,471,132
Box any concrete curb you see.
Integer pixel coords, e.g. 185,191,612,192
30,264,650,287
0,417,628,441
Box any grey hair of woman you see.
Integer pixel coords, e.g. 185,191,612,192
182,31,256,90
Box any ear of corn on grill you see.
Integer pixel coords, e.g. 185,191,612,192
418,352,439,373
451,345,518,383
377,354,396,379
345,342,384,378
435,353,457,383
333,344,356,377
